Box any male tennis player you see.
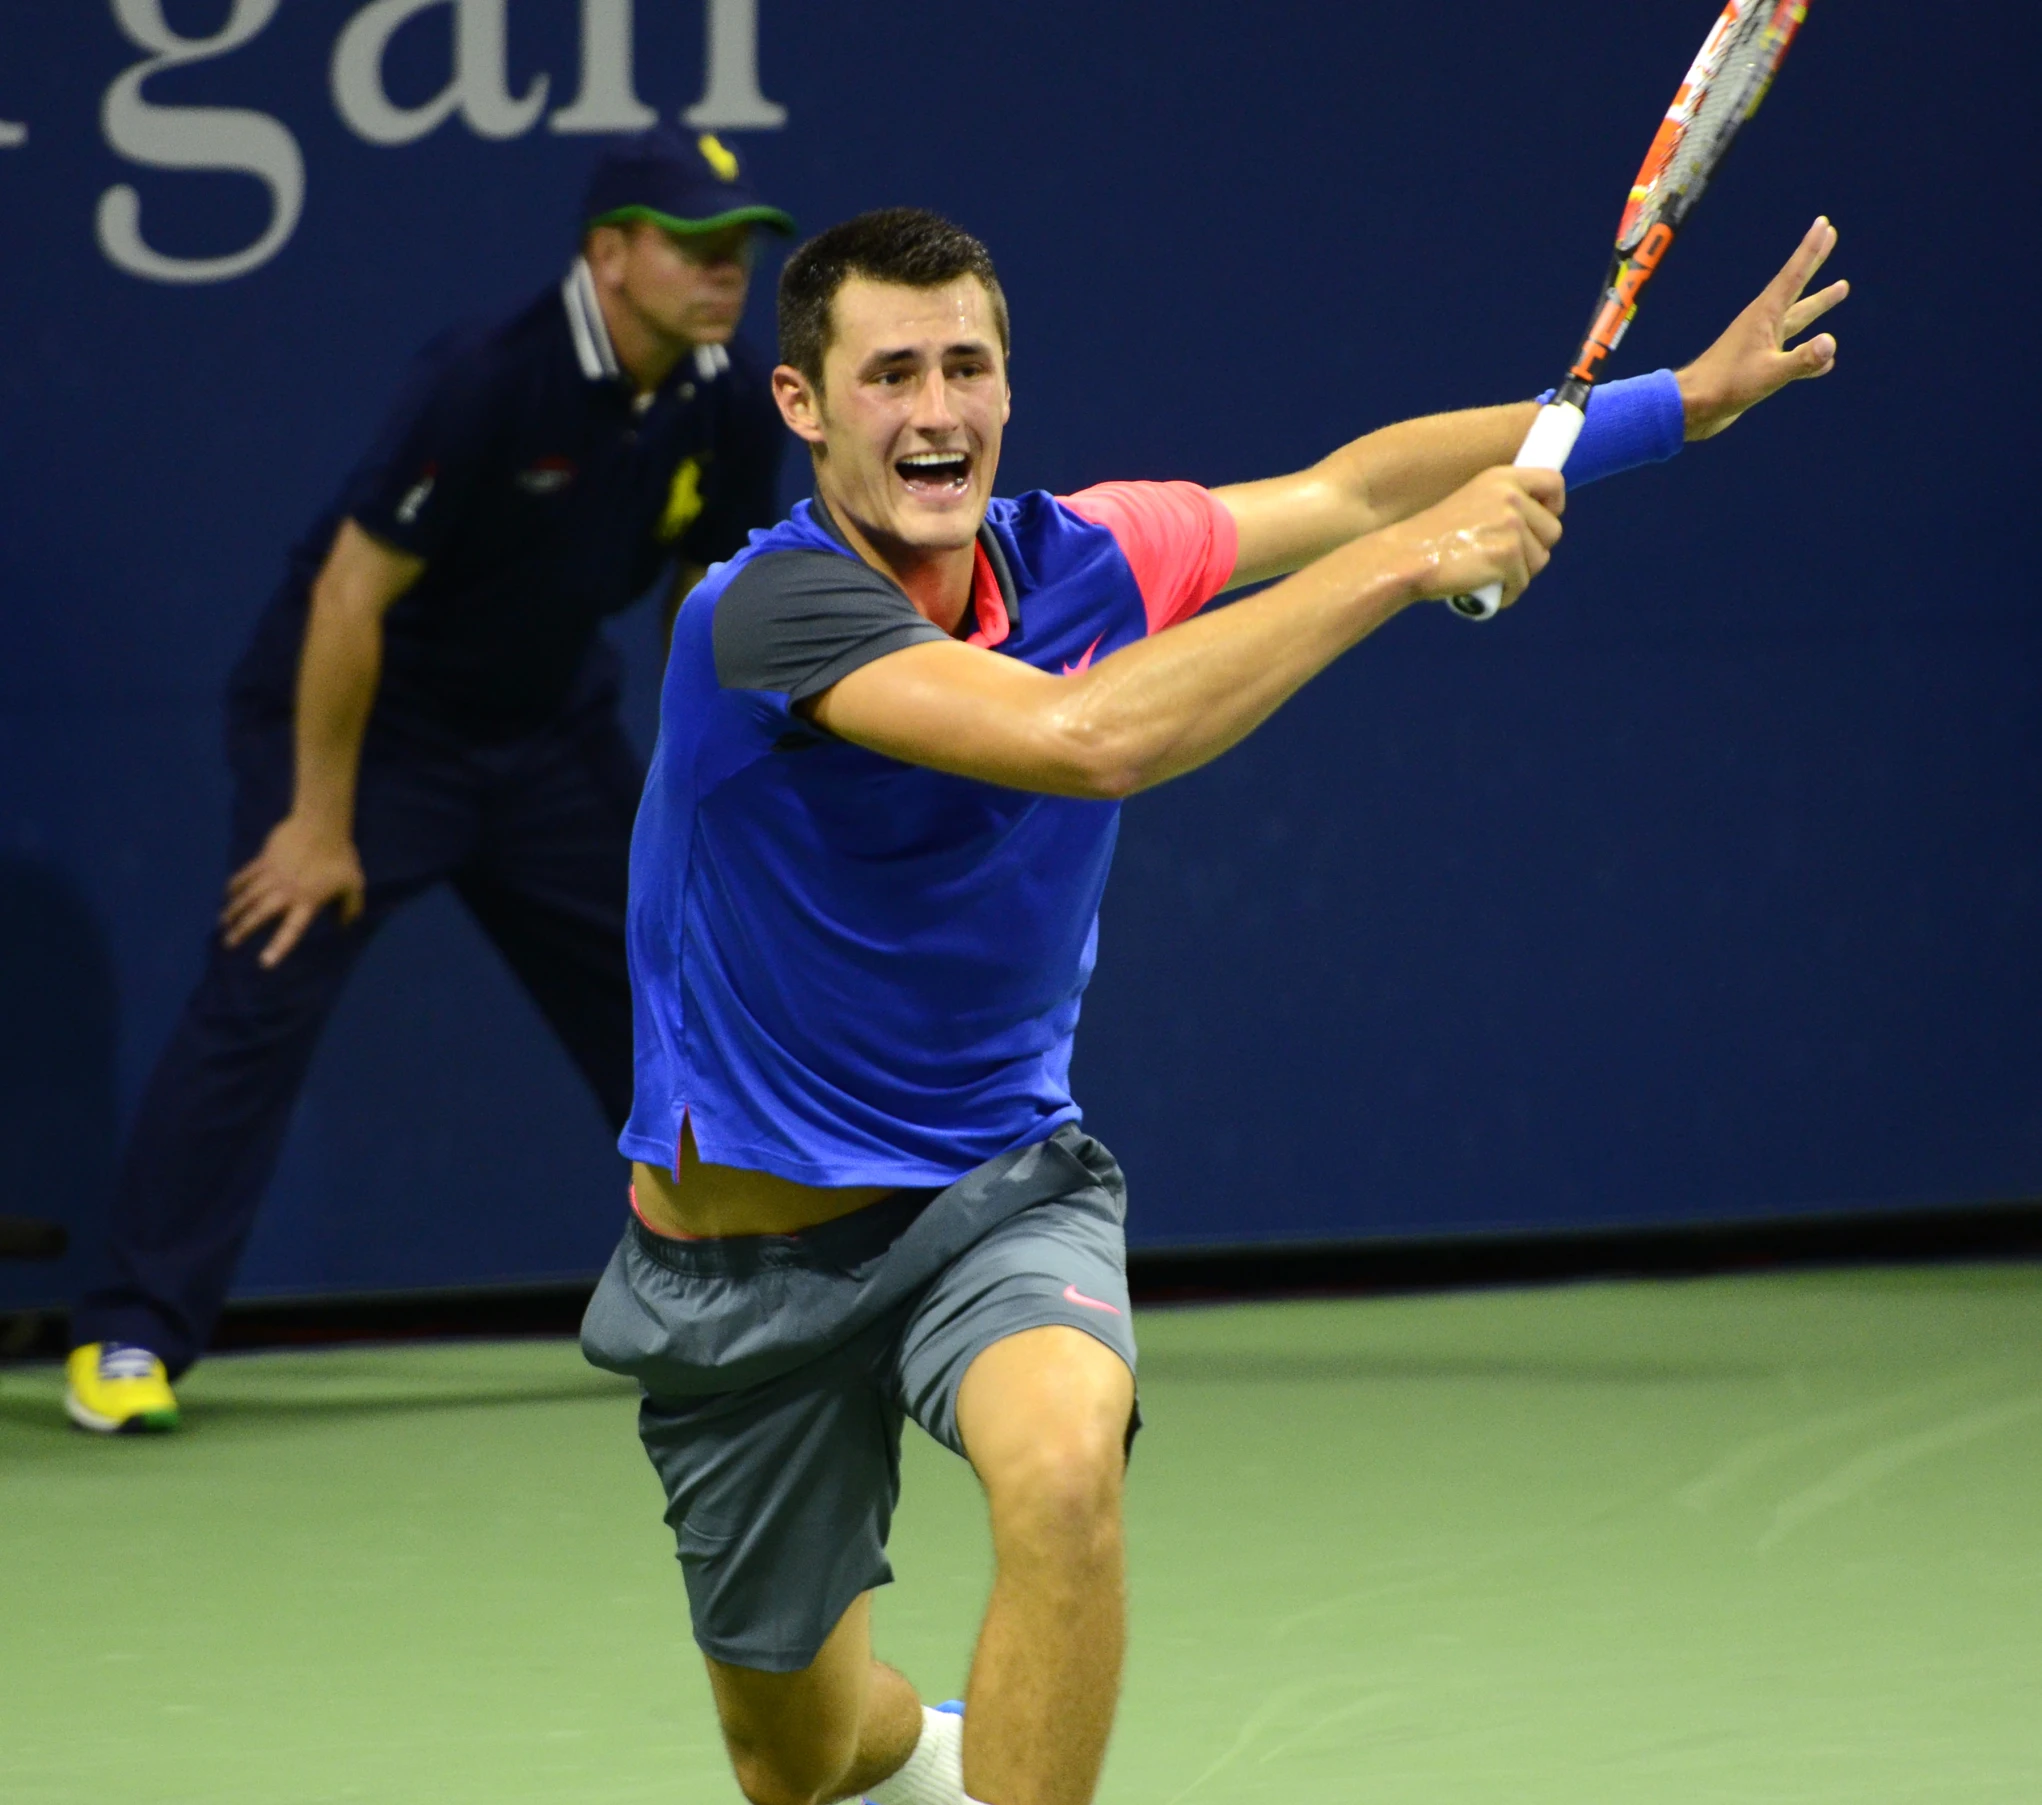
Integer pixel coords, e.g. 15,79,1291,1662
65,130,792,1434
581,208,1845,1805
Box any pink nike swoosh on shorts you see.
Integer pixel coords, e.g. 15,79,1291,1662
1063,1282,1122,1316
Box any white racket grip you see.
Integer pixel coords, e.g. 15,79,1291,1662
1446,399,1586,619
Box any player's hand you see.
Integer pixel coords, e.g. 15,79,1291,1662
1384,466,1566,609
221,814,366,968
1677,216,1848,442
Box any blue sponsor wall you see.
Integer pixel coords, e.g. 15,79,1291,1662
2,0,2036,1310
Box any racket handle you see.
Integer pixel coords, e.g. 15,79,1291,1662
1447,399,1586,620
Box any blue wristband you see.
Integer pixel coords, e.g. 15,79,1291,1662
1536,369,1686,488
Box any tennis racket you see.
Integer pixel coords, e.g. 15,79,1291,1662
1451,0,1812,619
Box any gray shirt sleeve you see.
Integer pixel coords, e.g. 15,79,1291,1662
712,548,949,701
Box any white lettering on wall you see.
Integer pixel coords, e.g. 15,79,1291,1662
685,0,785,130
89,2,789,284
97,0,306,285
331,0,549,146
0,120,25,148
549,0,655,133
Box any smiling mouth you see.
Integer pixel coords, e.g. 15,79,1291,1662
895,450,972,497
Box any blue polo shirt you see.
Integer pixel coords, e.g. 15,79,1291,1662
228,259,783,735
621,482,1239,1186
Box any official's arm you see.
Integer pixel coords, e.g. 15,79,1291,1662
220,522,423,966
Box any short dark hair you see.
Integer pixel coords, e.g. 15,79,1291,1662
777,208,1009,384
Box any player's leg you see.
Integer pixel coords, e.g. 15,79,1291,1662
453,693,639,1130
954,1328,1134,1805
894,1141,1139,1805
703,1591,923,1805
585,1217,941,1805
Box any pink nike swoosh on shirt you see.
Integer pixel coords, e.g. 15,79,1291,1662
1061,634,1105,677
1063,1282,1122,1316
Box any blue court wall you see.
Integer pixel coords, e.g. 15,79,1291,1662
2,0,2036,1309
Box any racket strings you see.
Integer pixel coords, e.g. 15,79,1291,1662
1623,0,1807,246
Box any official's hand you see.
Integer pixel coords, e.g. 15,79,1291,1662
221,814,366,968
1384,465,1566,609
1677,217,1848,443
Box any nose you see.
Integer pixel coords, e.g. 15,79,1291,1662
908,365,960,433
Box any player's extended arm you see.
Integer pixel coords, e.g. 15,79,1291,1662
1217,219,1848,589
220,521,423,967
809,468,1562,800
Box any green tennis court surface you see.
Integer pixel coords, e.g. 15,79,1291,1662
4,1265,2037,1803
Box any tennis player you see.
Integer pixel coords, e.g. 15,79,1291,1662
65,130,792,1434
581,208,1845,1805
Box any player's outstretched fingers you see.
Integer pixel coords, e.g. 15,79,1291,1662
1781,279,1848,341
1775,224,1847,367
1773,215,1838,304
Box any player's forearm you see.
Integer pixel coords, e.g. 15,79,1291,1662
1326,402,1539,537
1050,534,1430,796
1221,402,1536,585
289,582,384,838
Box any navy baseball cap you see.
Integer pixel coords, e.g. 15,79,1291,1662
583,127,794,238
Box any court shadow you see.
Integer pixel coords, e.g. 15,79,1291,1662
0,857,117,1311
1136,1347,1775,1386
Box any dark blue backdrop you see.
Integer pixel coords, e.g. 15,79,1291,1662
3,0,2036,1311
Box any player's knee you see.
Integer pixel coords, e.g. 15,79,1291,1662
983,1408,1127,1557
963,1325,1133,1556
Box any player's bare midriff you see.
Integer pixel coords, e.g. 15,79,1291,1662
631,1120,896,1239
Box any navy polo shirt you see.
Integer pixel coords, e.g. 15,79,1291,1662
229,258,784,735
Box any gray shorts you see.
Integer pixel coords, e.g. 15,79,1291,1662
579,1126,1137,1672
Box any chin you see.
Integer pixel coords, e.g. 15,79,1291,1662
895,508,985,552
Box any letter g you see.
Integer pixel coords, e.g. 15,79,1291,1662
98,0,305,286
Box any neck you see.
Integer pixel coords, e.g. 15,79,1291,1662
819,481,977,634
592,282,690,396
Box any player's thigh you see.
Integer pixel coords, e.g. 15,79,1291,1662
956,1325,1136,1532
632,1315,908,1676
896,1185,1139,1483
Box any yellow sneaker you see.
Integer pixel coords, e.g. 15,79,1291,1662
65,1343,180,1434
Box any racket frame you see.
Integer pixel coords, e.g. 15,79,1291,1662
1447,0,1810,620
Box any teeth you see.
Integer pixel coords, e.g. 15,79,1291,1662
900,452,966,469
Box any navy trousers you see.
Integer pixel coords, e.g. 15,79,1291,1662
72,680,642,1375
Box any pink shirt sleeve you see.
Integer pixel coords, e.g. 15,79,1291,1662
1059,481,1239,634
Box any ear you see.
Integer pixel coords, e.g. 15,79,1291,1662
583,222,628,287
773,364,827,448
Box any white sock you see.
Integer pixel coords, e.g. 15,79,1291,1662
865,1705,964,1805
